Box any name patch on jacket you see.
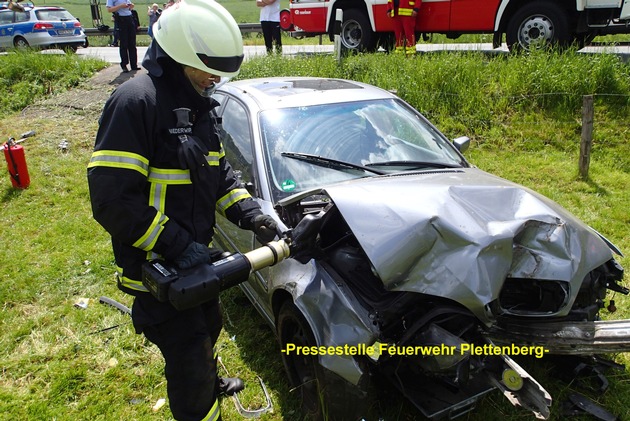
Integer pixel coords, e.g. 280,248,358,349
168,127,193,135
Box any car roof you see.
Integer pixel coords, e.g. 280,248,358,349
222,77,398,110
0,4,68,11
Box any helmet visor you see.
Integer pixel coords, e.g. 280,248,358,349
197,53,243,74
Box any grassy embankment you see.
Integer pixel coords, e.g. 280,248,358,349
1,46,629,420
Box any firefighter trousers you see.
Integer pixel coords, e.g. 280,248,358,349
393,15,417,54
133,294,223,421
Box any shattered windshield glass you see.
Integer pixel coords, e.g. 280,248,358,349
259,99,465,200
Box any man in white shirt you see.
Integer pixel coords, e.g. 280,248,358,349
257,0,282,54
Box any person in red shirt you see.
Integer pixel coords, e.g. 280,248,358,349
387,0,420,56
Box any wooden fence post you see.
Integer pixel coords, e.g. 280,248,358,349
579,95,594,180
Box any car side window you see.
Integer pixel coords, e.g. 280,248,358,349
0,11,14,24
15,12,29,23
216,96,255,189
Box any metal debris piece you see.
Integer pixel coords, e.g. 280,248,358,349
232,376,273,419
218,357,273,418
561,393,619,421
152,398,166,412
59,139,69,152
74,297,90,309
98,296,132,315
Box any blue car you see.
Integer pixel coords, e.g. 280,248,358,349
0,3,86,51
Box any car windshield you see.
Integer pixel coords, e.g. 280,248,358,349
259,98,465,200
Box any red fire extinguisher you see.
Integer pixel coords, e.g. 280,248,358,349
3,131,34,189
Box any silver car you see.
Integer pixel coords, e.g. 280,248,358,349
211,77,628,420
0,4,86,51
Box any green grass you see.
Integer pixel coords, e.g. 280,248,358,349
1,49,630,420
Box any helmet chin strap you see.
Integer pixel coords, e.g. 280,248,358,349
201,77,230,97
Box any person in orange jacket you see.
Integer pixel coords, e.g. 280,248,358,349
387,0,420,56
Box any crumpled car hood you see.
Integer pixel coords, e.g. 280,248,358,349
321,168,614,324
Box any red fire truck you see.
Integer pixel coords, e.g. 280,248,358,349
279,0,630,52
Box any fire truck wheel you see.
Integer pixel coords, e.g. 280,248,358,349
340,9,376,52
280,9,294,31
506,2,571,52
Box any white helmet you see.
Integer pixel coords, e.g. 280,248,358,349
154,0,244,78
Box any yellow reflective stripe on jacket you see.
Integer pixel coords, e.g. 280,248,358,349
88,150,149,176
133,212,168,251
200,399,220,421
217,188,252,215
149,181,167,215
398,7,416,15
148,167,192,184
117,266,149,292
205,150,222,167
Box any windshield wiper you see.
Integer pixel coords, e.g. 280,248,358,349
365,160,461,170
281,152,386,175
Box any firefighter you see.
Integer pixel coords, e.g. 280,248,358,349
387,0,420,56
87,0,278,420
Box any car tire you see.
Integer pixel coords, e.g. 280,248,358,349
277,300,374,420
340,9,376,52
277,301,324,419
506,2,572,52
13,36,30,49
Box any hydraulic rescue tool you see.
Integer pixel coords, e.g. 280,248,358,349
142,239,290,310
141,209,329,310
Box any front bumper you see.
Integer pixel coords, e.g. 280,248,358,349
486,319,630,354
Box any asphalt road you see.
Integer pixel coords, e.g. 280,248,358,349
77,44,336,64
78,42,630,65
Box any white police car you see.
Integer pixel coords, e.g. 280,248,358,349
0,2,86,51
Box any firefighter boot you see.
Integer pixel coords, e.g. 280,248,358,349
217,377,245,396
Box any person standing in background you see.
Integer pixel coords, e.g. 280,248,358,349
387,0,420,56
147,3,161,38
257,0,281,54
106,0,139,72
131,5,141,31
110,13,119,46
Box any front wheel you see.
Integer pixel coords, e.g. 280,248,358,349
340,9,376,52
506,2,572,52
277,300,375,420
277,301,323,419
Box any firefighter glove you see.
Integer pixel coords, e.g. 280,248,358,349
253,214,278,243
177,134,209,171
174,242,223,269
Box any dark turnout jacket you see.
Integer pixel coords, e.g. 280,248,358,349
88,42,261,296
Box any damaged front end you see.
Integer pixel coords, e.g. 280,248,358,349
277,170,628,420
